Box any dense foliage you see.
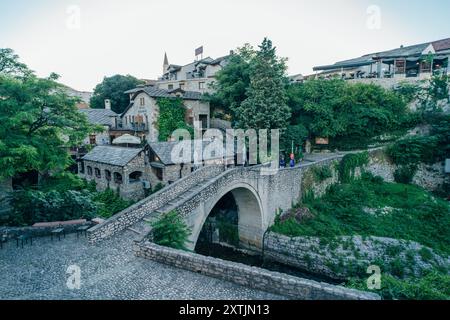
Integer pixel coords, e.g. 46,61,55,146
232,38,291,131
90,74,144,113
156,98,193,141
286,79,417,145
0,49,98,180
272,173,450,299
387,113,450,184
2,173,133,226
338,152,369,183
348,271,450,300
207,44,254,116
151,210,191,250
272,174,450,255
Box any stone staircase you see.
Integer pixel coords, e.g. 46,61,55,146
126,177,215,240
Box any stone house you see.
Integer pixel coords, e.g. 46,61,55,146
157,52,230,93
78,138,234,201
79,146,150,201
146,139,234,187
79,106,118,146
118,86,210,143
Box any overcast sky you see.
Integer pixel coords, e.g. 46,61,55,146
1,0,449,92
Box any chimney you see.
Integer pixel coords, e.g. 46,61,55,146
230,50,234,55
104,99,111,110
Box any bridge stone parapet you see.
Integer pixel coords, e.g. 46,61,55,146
87,165,225,243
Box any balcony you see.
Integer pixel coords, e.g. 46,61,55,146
112,123,148,132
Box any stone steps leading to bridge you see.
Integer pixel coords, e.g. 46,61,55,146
126,176,216,240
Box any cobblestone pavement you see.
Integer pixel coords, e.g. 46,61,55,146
0,231,285,300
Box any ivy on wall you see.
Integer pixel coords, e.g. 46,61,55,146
156,98,194,142
338,152,369,183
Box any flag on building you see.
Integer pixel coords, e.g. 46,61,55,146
195,46,204,57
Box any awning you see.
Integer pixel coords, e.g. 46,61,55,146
313,61,374,71
112,134,141,145
150,162,165,169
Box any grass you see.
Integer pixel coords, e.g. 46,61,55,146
271,173,450,256
270,173,450,300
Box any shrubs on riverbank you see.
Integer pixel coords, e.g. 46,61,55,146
271,173,450,299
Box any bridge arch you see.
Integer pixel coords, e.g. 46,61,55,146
189,182,265,251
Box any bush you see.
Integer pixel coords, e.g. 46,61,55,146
10,189,97,226
388,135,439,166
313,166,333,182
348,271,450,300
150,210,191,250
393,165,418,184
152,183,165,194
338,152,369,183
92,188,134,219
272,178,450,256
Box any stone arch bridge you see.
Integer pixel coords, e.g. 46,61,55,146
87,154,345,250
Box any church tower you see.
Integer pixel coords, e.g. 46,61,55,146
163,52,169,74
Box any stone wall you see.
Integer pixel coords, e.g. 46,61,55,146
87,165,225,243
366,148,447,193
0,222,93,240
134,240,380,300
264,233,450,280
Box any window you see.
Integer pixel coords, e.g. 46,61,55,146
140,97,145,106
420,60,432,73
79,161,85,174
94,168,101,178
113,172,123,184
87,166,93,176
129,171,143,183
89,134,96,145
395,59,406,74
199,82,205,90
105,170,111,181
199,114,208,129
168,84,174,90
152,167,163,181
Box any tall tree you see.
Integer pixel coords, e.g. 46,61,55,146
90,74,144,113
207,44,255,117
232,38,291,130
0,72,98,180
0,48,31,77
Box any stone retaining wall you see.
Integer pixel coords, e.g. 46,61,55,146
134,240,380,300
366,148,447,193
87,165,225,243
0,222,92,240
264,232,450,280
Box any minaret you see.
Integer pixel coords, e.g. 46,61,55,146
163,52,169,74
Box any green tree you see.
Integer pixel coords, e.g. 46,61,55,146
90,74,144,113
0,48,31,77
233,38,291,130
151,210,191,250
287,79,415,145
0,73,97,180
207,44,255,117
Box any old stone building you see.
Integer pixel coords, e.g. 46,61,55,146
157,52,230,93
79,146,150,200
119,86,210,143
79,138,235,201
79,106,118,146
